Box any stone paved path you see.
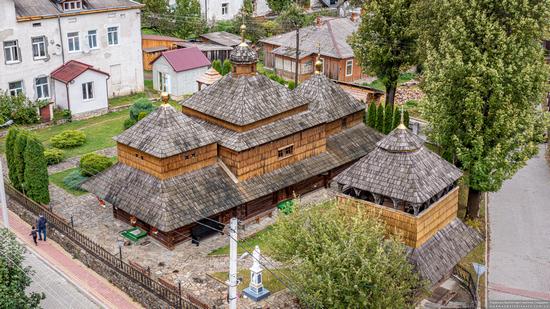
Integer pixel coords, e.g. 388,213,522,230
2,210,143,309
488,144,550,301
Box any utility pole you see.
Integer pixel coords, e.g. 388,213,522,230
294,27,300,86
0,160,9,228
228,217,238,309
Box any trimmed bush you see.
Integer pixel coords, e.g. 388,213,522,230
50,130,86,148
63,170,88,191
13,130,29,191
287,81,296,90
129,98,155,121
79,153,113,176
5,127,20,186
24,136,50,204
366,102,377,128
137,111,150,121
383,103,394,134
392,107,400,130
44,148,64,165
123,117,137,129
404,110,410,128
375,104,384,132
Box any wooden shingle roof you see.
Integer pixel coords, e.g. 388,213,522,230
229,44,258,64
114,104,217,158
334,126,462,204
82,124,383,231
295,74,365,122
181,74,310,126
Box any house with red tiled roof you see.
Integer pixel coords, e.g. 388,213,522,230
51,60,110,118
151,47,211,96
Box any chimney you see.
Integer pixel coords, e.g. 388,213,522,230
350,12,358,22
316,16,322,27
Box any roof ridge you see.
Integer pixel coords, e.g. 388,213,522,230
325,19,342,58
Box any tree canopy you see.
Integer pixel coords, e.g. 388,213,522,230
24,135,51,205
349,0,418,108
419,0,550,217
0,229,45,308
269,202,424,308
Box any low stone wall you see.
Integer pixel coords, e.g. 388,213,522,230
7,199,173,309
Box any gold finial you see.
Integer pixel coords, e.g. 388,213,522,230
160,92,170,106
314,42,322,74
239,24,247,46
397,104,406,129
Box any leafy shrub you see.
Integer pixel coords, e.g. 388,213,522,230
129,98,155,121
44,148,64,165
63,170,88,191
137,111,150,121
79,153,113,176
123,117,137,129
0,93,40,125
287,81,296,90
50,130,86,148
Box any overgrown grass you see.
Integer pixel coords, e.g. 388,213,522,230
208,227,274,256
49,167,88,196
210,268,289,294
109,92,147,108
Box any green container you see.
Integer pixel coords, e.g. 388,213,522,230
120,227,147,242
277,199,295,215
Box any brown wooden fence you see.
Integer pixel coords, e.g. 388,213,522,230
452,264,478,308
4,182,209,309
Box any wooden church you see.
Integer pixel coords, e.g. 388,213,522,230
82,26,383,248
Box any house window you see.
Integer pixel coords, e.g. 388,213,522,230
82,82,94,100
107,27,119,46
277,145,294,159
3,41,20,64
345,59,353,76
35,77,49,99
8,81,23,96
32,36,47,59
87,30,98,49
67,32,80,52
221,3,228,15
63,0,82,11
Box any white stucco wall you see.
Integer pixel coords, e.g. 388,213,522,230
152,56,208,96
152,56,176,94
254,0,271,17
65,70,108,115
0,4,143,103
53,80,69,110
201,0,243,22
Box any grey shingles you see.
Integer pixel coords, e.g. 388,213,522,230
14,0,142,18
114,104,217,158
334,126,463,204
295,74,365,122
229,44,258,64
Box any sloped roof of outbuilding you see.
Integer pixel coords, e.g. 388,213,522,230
334,125,462,204
181,73,310,126
295,73,365,122
114,104,217,158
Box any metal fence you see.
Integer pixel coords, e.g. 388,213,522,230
4,182,208,309
452,264,478,308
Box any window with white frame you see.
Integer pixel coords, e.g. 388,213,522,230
8,81,23,96
3,40,20,64
67,32,80,52
221,3,228,15
63,0,82,11
35,77,49,99
32,36,47,59
345,59,353,76
87,30,98,49
107,27,119,46
82,82,94,100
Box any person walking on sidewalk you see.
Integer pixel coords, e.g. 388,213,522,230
37,214,47,241
30,225,38,245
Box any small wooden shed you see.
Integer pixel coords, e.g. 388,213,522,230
142,34,185,70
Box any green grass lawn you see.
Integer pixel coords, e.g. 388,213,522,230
363,72,418,91
109,92,147,108
49,167,88,196
209,227,274,256
210,268,288,294
0,110,127,157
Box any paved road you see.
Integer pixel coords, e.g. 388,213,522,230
24,249,102,309
488,144,550,301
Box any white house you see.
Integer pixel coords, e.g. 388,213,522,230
0,0,144,118
169,0,270,22
152,47,211,97
51,60,109,118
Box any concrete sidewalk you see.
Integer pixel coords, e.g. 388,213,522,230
3,210,143,309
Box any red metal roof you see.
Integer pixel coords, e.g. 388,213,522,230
154,47,211,73
50,60,109,84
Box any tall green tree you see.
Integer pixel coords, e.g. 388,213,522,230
375,103,385,132
420,0,550,218
269,202,424,308
0,229,45,308
173,0,205,39
384,103,394,134
24,136,50,205
141,0,171,32
266,0,293,14
392,106,401,130
349,0,418,108
366,102,377,128
13,130,29,191
5,127,19,186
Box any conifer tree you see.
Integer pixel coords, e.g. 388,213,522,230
13,130,29,191
392,106,401,130
5,127,19,186
383,103,394,134
23,136,50,205
375,104,385,132
366,102,377,128
403,110,410,129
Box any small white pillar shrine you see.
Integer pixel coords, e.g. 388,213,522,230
243,245,270,301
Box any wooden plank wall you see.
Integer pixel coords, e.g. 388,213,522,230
117,143,218,180
337,187,459,248
219,124,327,181
325,111,365,136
